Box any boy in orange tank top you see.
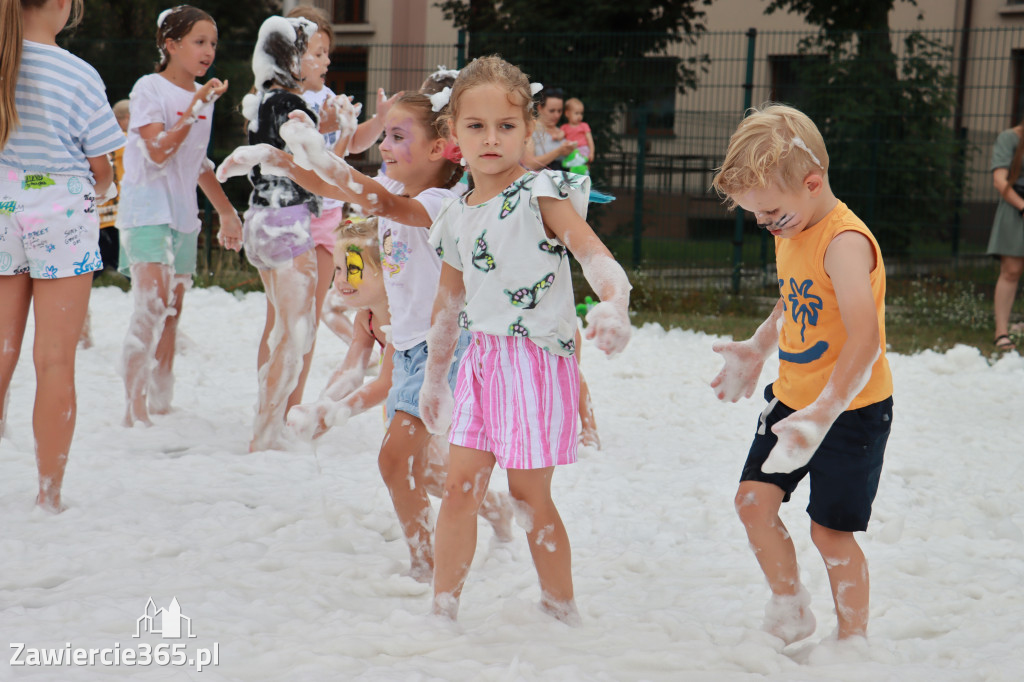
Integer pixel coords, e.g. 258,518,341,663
709,104,894,645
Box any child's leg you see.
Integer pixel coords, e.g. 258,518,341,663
0,274,32,440
289,244,333,409
149,276,188,414
422,435,513,542
378,410,436,581
432,444,497,618
507,466,577,622
810,522,869,639
251,253,317,451
31,274,92,511
735,480,815,642
122,263,173,427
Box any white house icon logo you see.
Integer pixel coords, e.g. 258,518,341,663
134,597,196,639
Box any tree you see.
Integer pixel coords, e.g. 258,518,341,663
435,0,713,184
763,0,963,257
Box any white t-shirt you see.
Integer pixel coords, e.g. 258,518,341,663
300,87,344,212
117,74,214,233
380,186,458,350
429,169,589,357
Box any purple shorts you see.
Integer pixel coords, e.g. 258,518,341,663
242,204,314,270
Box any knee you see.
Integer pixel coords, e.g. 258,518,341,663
377,446,413,487
810,522,851,557
441,471,488,517
1000,258,1024,281
734,488,775,529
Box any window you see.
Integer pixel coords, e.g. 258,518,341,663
332,0,367,24
626,57,678,136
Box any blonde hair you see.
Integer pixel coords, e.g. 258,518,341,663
112,99,130,120
335,217,381,273
443,55,535,136
712,103,829,208
0,0,84,150
285,4,333,49
565,97,584,112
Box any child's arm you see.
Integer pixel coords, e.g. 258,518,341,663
348,88,399,154
87,154,114,201
139,79,228,166
710,299,783,402
762,231,881,474
196,166,242,252
419,263,466,435
287,312,395,440
584,129,596,161
538,197,631,355
524,136,577,171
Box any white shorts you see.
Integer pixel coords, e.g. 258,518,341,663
0,166,102,278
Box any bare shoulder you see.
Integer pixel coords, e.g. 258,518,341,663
824,229,876,277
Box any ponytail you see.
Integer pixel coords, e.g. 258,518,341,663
0,0,24,151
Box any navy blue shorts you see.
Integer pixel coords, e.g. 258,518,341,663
740,383,893,532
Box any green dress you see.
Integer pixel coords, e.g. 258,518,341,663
988,128,1024,257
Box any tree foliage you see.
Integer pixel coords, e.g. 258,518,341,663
435,0,713,183
765,0,962,257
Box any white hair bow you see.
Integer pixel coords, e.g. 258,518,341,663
430,87,452,113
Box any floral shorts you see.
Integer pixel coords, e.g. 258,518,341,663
0,167,102,279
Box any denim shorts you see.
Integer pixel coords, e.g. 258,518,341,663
386,331,470,421
740,383,893,532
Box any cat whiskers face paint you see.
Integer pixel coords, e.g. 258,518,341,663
756,213,797,231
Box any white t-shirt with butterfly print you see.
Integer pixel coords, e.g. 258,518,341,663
429,169,589,358
380,185,459,351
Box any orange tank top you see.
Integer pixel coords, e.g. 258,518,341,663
772,201,893,411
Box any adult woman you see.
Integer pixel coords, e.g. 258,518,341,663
524,87,576,171
988,124,1024,351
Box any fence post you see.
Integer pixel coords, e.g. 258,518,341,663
457,29,466,68
732,27,757,294
633,106,648,268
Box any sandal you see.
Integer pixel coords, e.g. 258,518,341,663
995,334,1017,351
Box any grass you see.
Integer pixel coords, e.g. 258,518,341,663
94,250,1023,359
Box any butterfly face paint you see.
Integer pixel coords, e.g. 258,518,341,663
345,246,364,287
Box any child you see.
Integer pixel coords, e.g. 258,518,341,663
0,0,124,511
239,15,328,451
710,104,894,642
283,5,399,404
560,97,594,174
118,5,242,427
285,218,513,541
419,55,633,622
218,87,469,580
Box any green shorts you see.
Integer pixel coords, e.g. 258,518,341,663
118,224,198,277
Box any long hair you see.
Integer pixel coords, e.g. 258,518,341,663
1009,121,1024,186
0,0,83,150
155,5,216,73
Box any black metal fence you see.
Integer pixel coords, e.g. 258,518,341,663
65,27,1024,292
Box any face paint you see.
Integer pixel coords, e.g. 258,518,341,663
756,212,797,231
345,246,364,287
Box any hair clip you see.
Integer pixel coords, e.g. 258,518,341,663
430,87,452,113
530,83,544,96
157,8,173,28
442,141,462,165
791,136,823,169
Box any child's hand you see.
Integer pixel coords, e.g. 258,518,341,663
710,339,769,402
376,88,400,121
419,374,454,436
281,113,330,171
216,209,243,252
324,95,362,152
194,78,228,109
286,403,326,441
584,301,631,355
762,404,834,474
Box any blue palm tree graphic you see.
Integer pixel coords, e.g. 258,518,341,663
787,278,823,343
